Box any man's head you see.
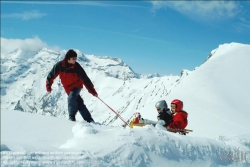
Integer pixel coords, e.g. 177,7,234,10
65,49,77,64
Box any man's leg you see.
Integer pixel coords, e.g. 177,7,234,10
68,88,81,121
77,95,94,122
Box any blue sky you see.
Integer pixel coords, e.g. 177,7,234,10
1,1,250,76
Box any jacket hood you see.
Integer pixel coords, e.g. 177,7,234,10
171,99,183,112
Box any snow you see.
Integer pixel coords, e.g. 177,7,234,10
1,109,249,166
1,37,250,166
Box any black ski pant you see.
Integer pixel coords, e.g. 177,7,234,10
68,88,93,122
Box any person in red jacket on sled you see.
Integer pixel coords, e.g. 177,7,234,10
167,99,188,131
133,99,188,134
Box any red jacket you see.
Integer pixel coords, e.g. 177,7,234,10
168,111,188,129
46,58,97,95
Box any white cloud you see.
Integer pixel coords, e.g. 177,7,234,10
150,1,241,20
1,10,47,20
1,37,48,55
1,37,62,56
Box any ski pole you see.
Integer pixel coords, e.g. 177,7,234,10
97,97,129,126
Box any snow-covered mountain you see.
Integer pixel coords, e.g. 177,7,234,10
1,38,250,139
1,38,250,166
0,38,178,124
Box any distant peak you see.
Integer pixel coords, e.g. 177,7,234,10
40,47,59,55
99,56,123,63
139,73,161,79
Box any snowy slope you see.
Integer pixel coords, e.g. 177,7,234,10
1,37,250,140
1,109,75,151
1,109,249,167
162,43,250,138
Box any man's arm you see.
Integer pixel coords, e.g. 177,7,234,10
46,61,60,92
76,63,98,96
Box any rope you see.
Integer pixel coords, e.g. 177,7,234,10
97,97,129,126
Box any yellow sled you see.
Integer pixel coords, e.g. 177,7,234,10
129,119,193,134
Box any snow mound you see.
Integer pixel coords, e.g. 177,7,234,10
59,121,250,166
1,109,250,166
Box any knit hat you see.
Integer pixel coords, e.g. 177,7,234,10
65,49,77,60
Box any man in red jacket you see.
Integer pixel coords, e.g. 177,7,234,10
46,49,98,122
167,99,188,130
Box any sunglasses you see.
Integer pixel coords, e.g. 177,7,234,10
157,108,161,111
72,57,77,60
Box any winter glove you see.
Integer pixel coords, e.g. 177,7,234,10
46,80,52,93
92,92,98,97
46,85,51,93
90,91,98,97
89,84,98,97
